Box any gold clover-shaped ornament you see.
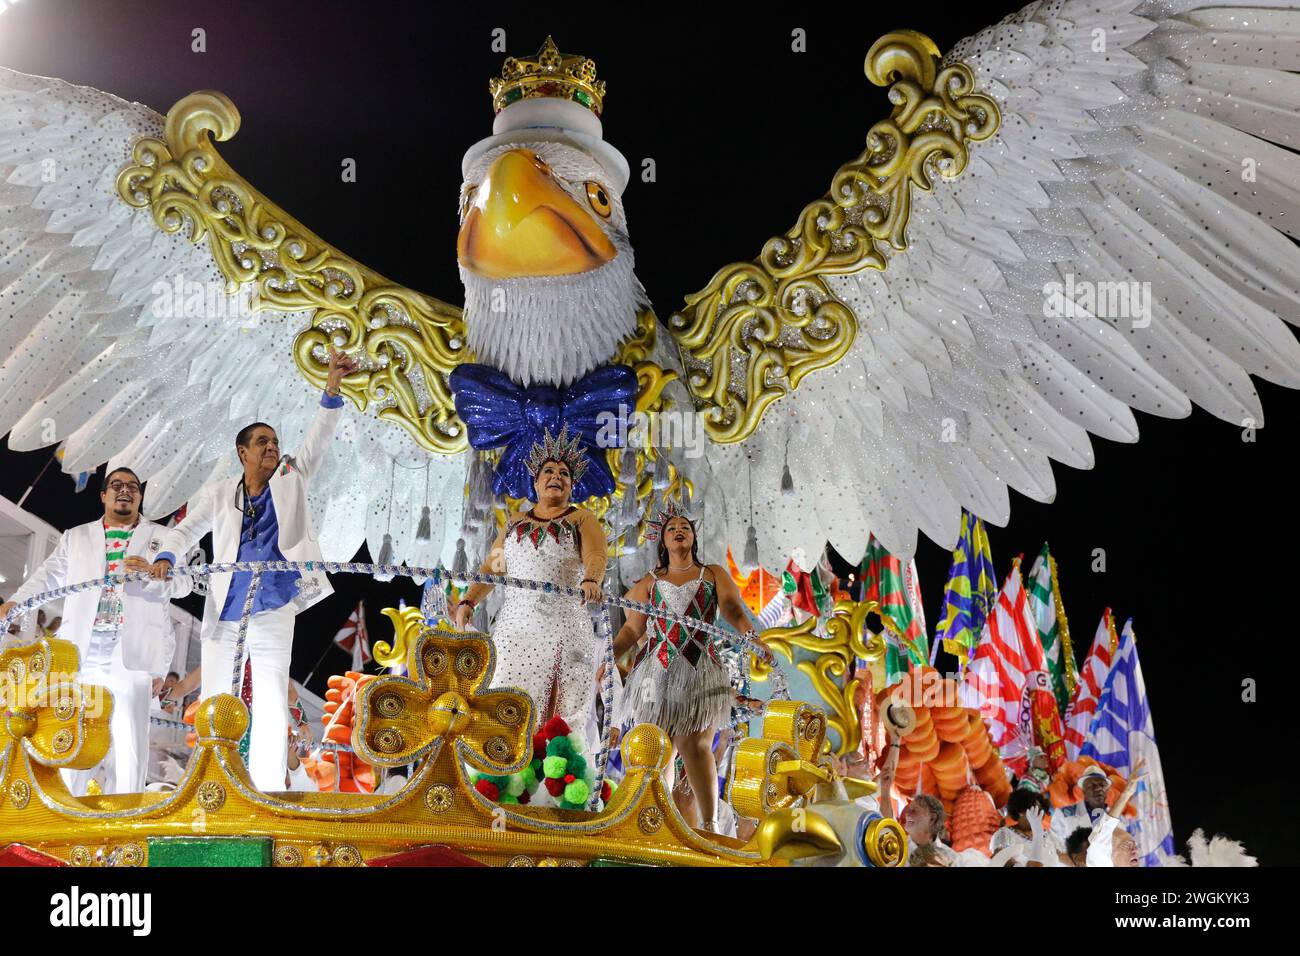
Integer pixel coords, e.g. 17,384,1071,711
353,628,534,774
729,700,837,820
1,638,113,772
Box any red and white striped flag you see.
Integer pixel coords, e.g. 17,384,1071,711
1064,608,1114,759
334,600,371,670
962,557,1049,763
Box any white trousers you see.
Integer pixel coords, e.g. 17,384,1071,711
62,641,152,796
201,604,296,792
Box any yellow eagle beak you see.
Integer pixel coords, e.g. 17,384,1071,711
457,149,616,279
755,807,843,862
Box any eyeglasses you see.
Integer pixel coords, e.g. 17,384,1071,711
107,481,141,495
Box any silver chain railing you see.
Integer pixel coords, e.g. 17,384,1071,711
2,560,792,808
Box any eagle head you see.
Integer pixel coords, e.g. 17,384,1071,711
457,96,646,388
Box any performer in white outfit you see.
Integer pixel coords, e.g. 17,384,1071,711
451,428,607,741
1,468,191,794
149,348,355,791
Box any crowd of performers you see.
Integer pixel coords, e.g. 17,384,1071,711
1,347,1221,866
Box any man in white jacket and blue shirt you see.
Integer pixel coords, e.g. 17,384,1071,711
149,348,355,791
0,467,192,795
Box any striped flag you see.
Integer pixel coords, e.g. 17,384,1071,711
860,535,929,682
1025,544,1078,717
962,557,1051,766
333,601,371,670
936,511,998,664
1081,620,1176,866
1065,610,1115,760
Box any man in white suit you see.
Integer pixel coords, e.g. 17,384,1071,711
1,467,192,794
150,348,355,791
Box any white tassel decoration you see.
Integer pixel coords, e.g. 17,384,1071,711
743,524,759,569
652,449,670,490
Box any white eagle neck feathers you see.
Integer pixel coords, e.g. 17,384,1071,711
457,141,648,387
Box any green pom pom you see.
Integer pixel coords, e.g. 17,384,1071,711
546,736,572,758
566,733,587,756
499,794,519,805
566,755,587,779
543,755,568,779
564,780,590,805
480,774,510,791
505,774,526,797
521,765,538,789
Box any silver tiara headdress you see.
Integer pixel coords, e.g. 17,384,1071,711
524,425,589,485
643,498,695,543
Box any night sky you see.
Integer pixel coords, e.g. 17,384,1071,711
0,0,1294,863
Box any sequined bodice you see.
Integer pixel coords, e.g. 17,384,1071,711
634,571,721,668
501,510,584,597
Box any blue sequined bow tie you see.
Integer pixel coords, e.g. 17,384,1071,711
449,363,638,502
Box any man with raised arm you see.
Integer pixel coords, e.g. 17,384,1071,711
1,468,191,794
149,348,355,791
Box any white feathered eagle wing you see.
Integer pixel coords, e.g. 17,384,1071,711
681,0,1300,568
0,68,467,569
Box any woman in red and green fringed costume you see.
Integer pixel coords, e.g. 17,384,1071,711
609,502,761,832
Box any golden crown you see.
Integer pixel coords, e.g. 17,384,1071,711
489,36,606,117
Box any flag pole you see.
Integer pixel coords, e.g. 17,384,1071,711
300,638,341,688
15,453,57,509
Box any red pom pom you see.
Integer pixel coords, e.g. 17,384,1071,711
601,781,612,802
518,791,530,805
563,773,575,784
543,776,565,797
474,779,500,802
532,733,548,757
542,716,571,738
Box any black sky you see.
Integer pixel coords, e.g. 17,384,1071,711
0,0,1294,862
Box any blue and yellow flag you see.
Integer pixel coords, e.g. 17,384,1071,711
936,510,998,664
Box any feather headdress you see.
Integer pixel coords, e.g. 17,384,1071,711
524,425,589,486
643,498,695,543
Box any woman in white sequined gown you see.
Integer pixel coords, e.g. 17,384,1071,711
452,454,607,740
611,505,761,831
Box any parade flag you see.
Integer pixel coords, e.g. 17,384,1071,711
334,601,371,670
1026,544,1078,717
963,557,1056,769
1065,609,1114,760
779,547,845,620
725,547,785,617
1081,620,1176,865
860,535,929,682
52,444,92,493
936,511,998,664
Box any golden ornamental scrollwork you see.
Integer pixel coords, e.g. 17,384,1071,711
352,627,533,773
668,30,1000,444
750,598,895,756
116,90,469,455
862,815,908,867
729,700,837,820
1,638,113,772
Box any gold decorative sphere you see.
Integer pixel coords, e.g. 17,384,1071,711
4,711,35,739
621,723,670,772
427,691,470,738
194,694,249,743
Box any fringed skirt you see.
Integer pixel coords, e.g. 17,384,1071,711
616,647,732,737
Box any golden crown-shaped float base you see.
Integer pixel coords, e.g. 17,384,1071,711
0,634,907,867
